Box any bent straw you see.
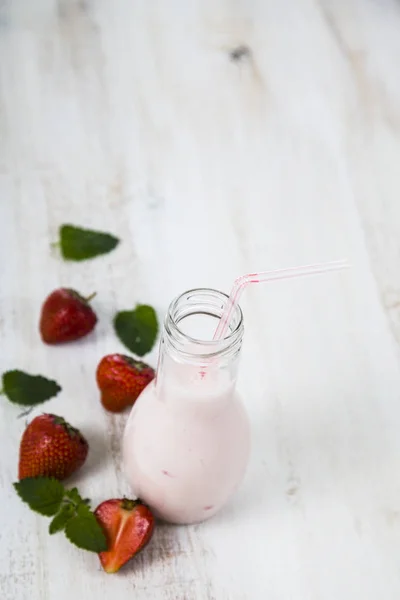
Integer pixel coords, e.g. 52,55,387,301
213,260,349,341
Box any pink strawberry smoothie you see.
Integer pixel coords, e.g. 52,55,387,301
123,362,250,524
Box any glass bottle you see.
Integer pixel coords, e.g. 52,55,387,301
123,288,250,524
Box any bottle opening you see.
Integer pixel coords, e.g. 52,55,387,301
165,288,244,359
177,313,220,341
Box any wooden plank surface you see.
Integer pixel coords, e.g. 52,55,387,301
1,1,400,598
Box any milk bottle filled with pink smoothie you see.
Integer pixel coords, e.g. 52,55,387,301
123,288,249,524
123,261,347,524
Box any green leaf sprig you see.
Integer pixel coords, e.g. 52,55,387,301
113,305,158,357
1,370,61,407
57,224,120,261
14,478,107,553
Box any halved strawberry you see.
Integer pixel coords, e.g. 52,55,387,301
94,498,155,573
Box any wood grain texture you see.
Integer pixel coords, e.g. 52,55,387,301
1,0,400,598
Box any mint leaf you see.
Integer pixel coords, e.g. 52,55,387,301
64,487,84,505
114,305,158,356
64,488,90,507
14,477,64,516
49,503,75,534
2,370,61,406
14,479,105,553
65,504,108,552
59,224,119,261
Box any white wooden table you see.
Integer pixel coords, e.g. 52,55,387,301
2,1,400,598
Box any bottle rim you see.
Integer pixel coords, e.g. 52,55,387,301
164,288,244,360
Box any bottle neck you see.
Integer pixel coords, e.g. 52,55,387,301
155,289,244,407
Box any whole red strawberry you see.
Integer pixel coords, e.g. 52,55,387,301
18,414,89,480
96,354,155,413
95,498,154,573
39,288,97,344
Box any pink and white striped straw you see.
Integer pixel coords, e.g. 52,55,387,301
213,259,349,341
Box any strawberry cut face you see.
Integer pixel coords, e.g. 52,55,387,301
94,498,155,573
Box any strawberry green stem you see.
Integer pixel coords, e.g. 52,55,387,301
85,292,97,303
0,388,4,395
121,498,139,511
